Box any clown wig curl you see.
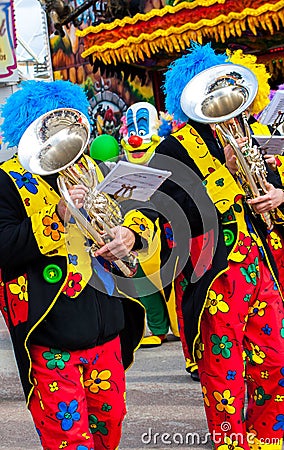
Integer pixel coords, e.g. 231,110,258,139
1,80,90,148
227,49,271,115
163,41,229,122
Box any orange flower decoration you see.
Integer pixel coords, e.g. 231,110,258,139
213,389,236,414
43,212,65,241
202,385,210,407
84,369,111,394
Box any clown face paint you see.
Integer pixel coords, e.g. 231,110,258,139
121,102,161,165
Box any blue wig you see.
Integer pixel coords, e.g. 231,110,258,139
163,42,229,122
1,80,90,148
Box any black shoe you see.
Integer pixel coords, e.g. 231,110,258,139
190,369,200,382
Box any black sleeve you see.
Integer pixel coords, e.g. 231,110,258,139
266,163,283,188
0,169,42,272
149,136,219,238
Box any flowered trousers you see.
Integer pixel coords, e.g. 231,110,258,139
197,237,284,450
29,336,126,450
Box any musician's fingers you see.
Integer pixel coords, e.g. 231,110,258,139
247,199,270,214
69,184,89,192
94,244,119,261
105,242,130,259
69,185,88,208
235,136,248,146
224,146,238,175
247,194,274,207
252,203,272,214
94,227,135,261
263,180,274,191
95,245,130,261
264,154,276,170
94,244,108,257
259,184,284,208
107,226,135,256
57,198,71,223
101,252,119,261
247,196,267,205
69,186,88,197
248,188,284,210
73,197,84,208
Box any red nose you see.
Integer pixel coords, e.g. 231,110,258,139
128,135,143,148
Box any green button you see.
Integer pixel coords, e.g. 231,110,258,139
43,264,62,283
223,229,235,246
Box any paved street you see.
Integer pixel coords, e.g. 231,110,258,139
0,314,209,450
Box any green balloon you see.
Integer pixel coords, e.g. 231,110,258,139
90,134,119,162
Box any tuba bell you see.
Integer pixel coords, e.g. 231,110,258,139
180,63,275,229
18,108,137,277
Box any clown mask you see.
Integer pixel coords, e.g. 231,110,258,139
121,102,161,165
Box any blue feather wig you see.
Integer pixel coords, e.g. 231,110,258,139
1,80,90,148
163,42,229,122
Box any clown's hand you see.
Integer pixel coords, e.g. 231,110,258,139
247,181,284,213
264,154,277,171
94,226,136,261
57,184,89,223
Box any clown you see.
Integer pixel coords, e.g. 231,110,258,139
121,102,162,165
0,80,155,450
148,41,284,449
120,101,180,348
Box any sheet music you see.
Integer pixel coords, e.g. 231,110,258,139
96,160,172,201
253,135,284,155
258,90,284,125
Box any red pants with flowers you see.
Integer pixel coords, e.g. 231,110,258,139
266,227,284,293
197,241,284,450
29,336,126,450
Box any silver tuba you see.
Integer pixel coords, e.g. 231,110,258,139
180,63,275,229
18,108,137,277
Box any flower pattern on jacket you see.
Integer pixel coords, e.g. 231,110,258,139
218,437,244,450
9,170,38,194
268,231,283,250
8,276,28,302
233,232,252,256
253,386,271,406
62,272,83,297
163,222,176,248
279,367,284,387
273,414,284,431
240,257,259,286
128,217,150,240
6,275,29,326
43,212,65,241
